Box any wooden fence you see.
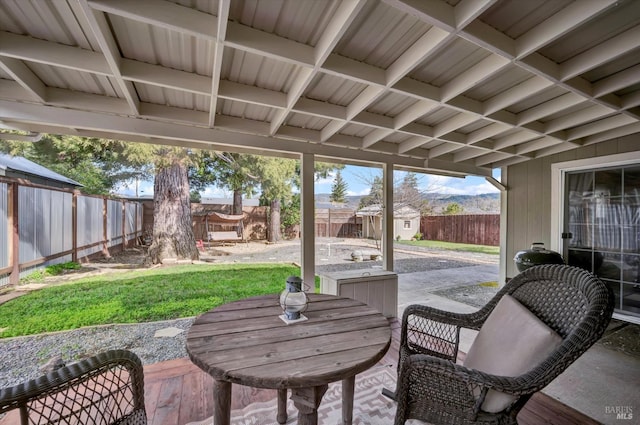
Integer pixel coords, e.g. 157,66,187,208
0,178,143,287
315,208,362,238
421,214,500,246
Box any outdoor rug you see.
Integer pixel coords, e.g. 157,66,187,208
188,364,401,424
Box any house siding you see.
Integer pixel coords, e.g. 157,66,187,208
505,137,640,280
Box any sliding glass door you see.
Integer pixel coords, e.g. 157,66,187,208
565,166,640,319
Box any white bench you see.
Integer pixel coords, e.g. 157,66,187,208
208,231,243,244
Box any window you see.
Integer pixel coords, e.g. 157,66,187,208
403,220,411,229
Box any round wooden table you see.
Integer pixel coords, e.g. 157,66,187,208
186,293,391,425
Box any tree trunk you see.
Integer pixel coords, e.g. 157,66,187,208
147,161,199,264
268,198,281,243
233,189,244,238
233,189,243,215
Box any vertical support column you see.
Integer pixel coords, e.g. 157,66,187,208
497,169,508,286
72,190,78,262
300,153,315,289
382,162,394,271
9,182,19,285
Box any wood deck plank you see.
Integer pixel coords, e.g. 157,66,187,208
141,317,600,425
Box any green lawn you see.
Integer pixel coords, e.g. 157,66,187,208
396,240,500,255
0,263,308,338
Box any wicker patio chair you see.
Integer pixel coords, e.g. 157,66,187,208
0,349,147,424
392,264,614,425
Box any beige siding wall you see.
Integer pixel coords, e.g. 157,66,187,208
505,136,640,280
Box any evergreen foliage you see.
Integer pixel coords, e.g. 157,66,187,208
330,169,348,203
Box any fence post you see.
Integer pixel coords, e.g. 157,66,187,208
8,182,19,285
122,200,127,249
72,190,78,262
102,198,111,258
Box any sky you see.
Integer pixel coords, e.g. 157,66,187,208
117,164,501,199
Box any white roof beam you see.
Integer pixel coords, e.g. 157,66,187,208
433,113,478,138
313,0,367,65
566,114,637,141
323,54,386,86
363,129,394,148
79,1,139,115
208,0,230,127
218,81,287,110
385,27,449,85
352,111,396,130
0,80,39,102
269,67,314,135
88,0,217,40
493,131,540,150
491,156,532,169
292,98,346,120
561,25,640,80
0,31,110,75
454,0,497,29
226,22,315,67
581,122,640,146
47,88,128,115
428,142,461,158
392,78,441,102
515,0,617,58
0,57,47,102
140,103,209,126
475,151,520,167
384,0,456,31
453,146,490,162
321,86,385,141
461,20,516,58
120,59,211,95
593,64,640,97
516,137,567,155
394,100,439,129
483,76,553,115
269,0,366,135
466,122,510,144
544,104,614,134
621,90,640,109
440,54,510,101
516,93,585,125
398,136,431,154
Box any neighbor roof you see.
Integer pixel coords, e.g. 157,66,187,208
0,0,638,177
0,153,82,187
357,203,419,218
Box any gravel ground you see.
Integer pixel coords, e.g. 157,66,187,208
0,239,498,388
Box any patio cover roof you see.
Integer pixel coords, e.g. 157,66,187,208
0,0,639,177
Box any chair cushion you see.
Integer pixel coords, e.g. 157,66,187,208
463,294,562,413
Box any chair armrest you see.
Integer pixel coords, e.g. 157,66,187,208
395,353,543,422
400,304,488,362
0,349,146,424
397,353,554,411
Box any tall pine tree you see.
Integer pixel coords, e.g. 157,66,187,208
330,169,348,203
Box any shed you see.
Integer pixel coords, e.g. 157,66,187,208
357,204,420,241
0,153,82,190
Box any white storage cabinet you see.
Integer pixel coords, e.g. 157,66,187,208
320,269,398,317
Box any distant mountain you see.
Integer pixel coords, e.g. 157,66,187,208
315,192,500,214
425,192,500,214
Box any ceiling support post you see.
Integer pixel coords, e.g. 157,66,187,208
383,162,394,271
300,153,315,290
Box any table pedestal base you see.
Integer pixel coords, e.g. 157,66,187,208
276,376,357,425
291,385,329,425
